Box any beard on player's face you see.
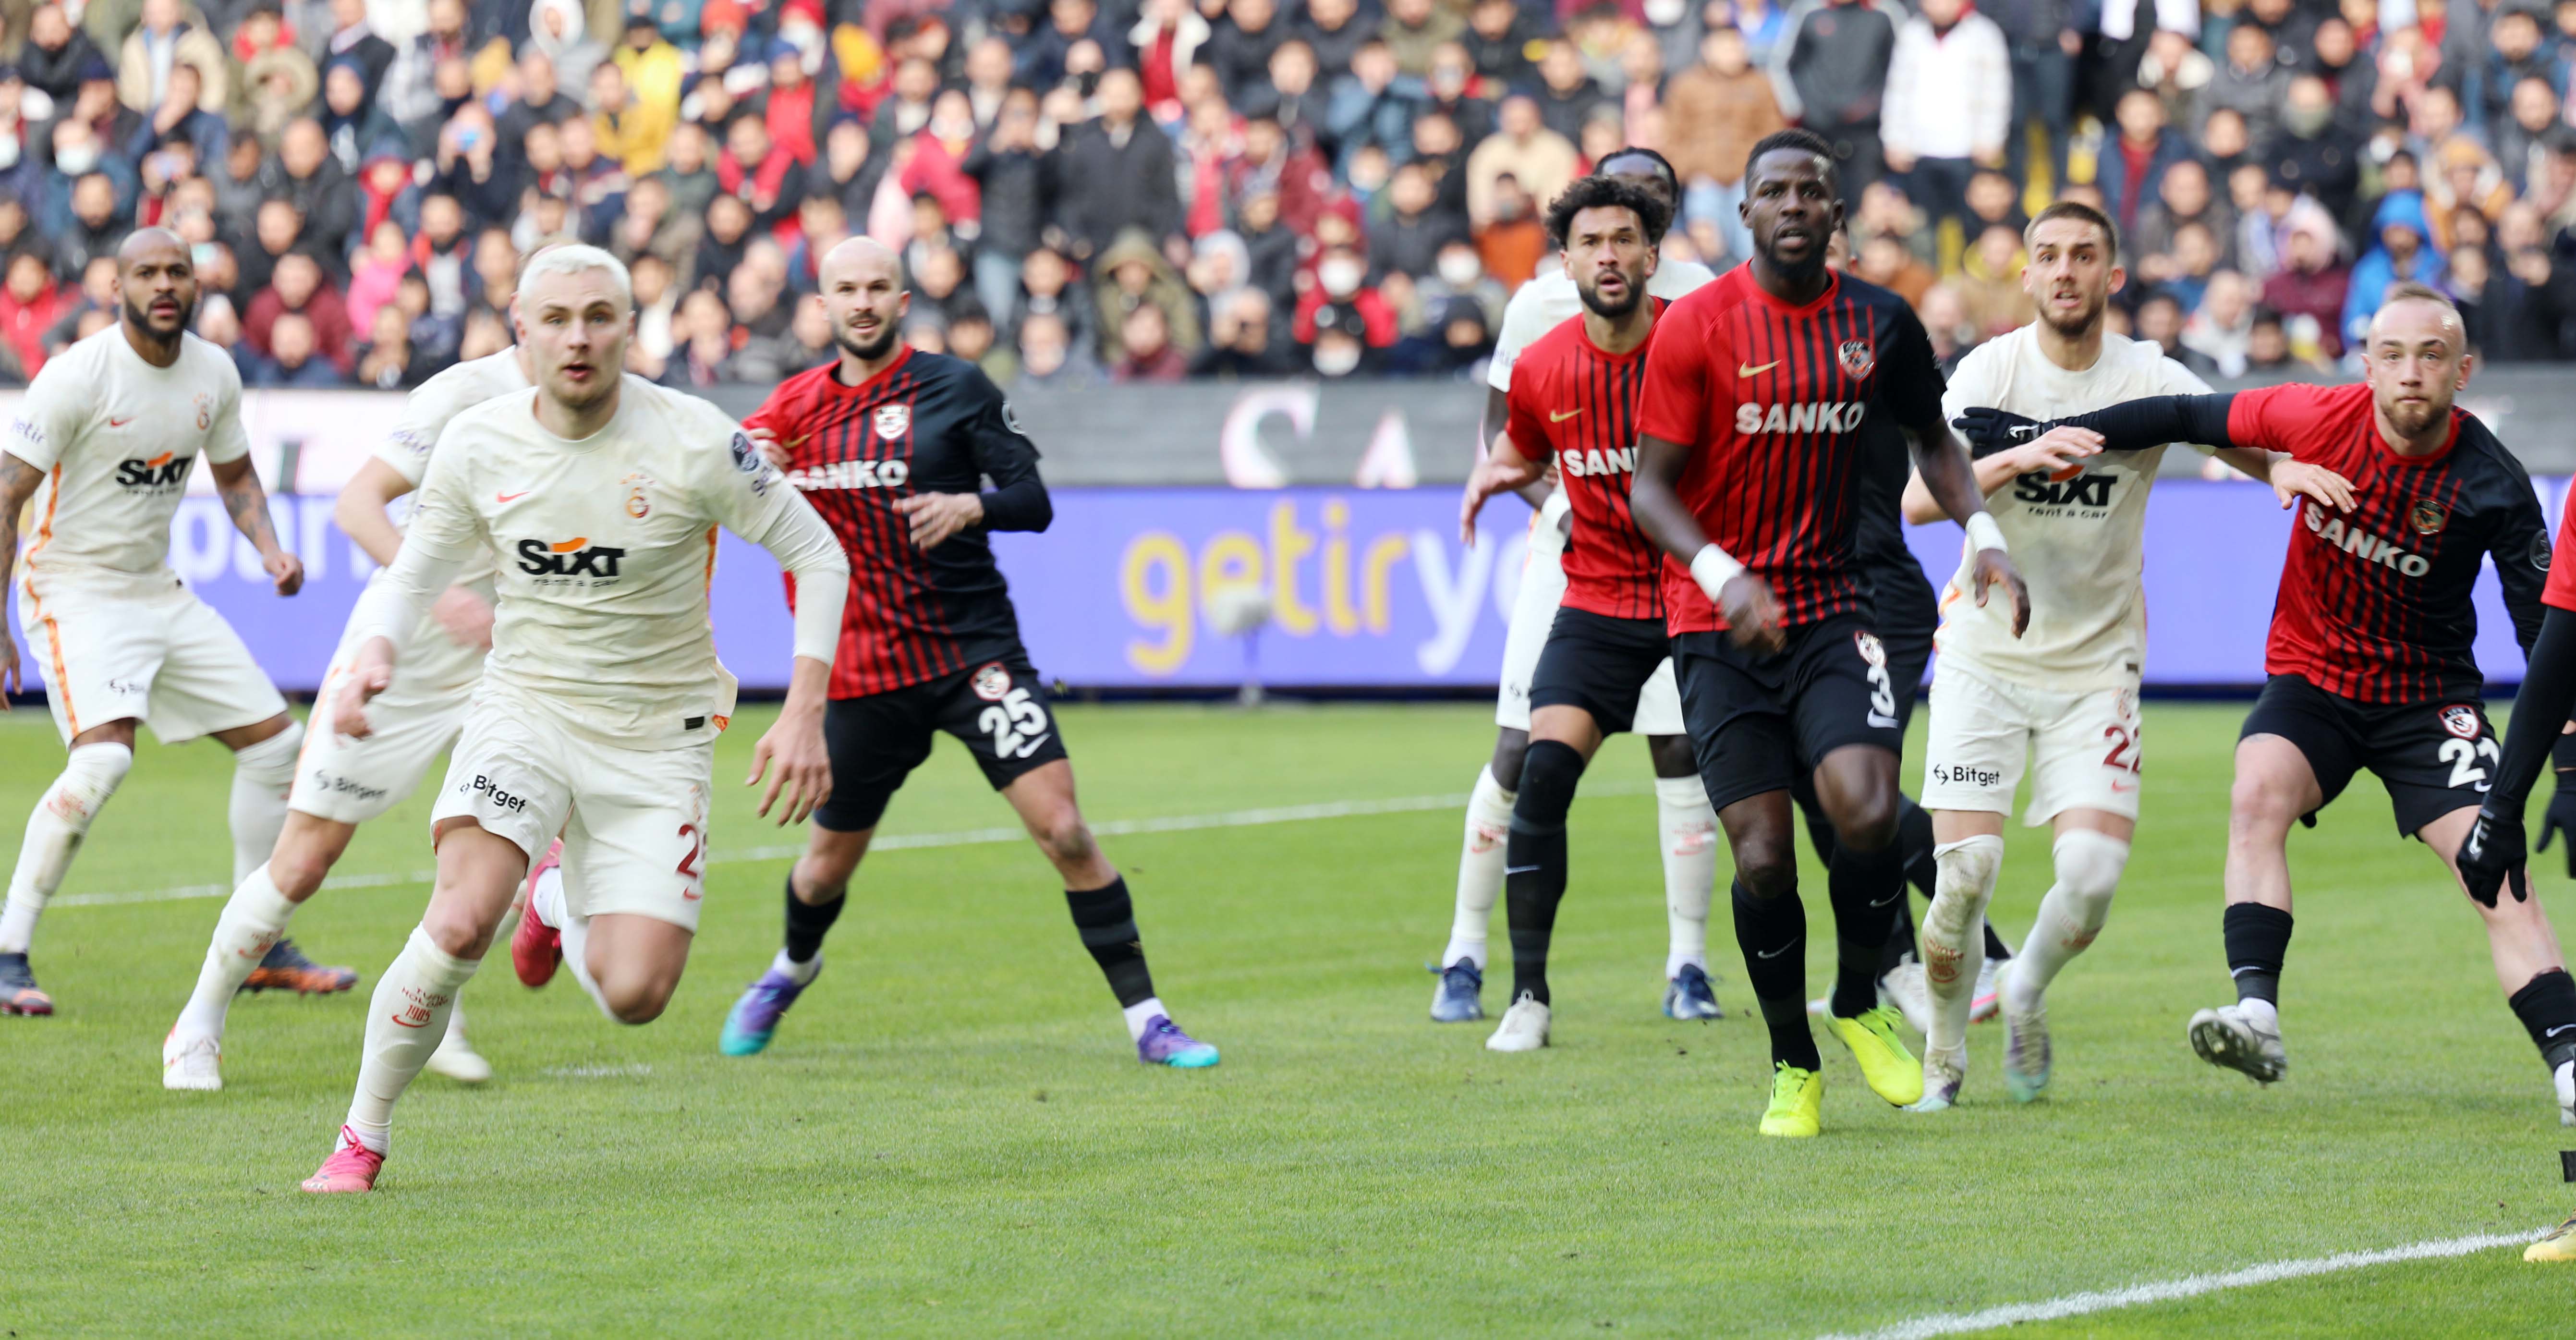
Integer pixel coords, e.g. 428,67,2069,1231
2037,288,2106,338
122,287,195,339
1576,262,1644,318
835,319,901,364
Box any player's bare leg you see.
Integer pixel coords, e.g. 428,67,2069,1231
1647,733,1722,1020
303,817,524,1193
1,720,137,1017
1434,728,1527,1022
2190,734,2322,1084
1002,760,1218,1066
2421,806,2576,1121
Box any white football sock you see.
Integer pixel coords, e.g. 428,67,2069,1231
1121,996,1168,1041
227,722,303,886
557,910,620,1021
1442,764,1516,970
771,948,822,986
531,863,567,928
0,742,133,954
1655,775,1718,978
346,925,479,1153
175,862,300,1038
1924,835,2005,1061
2006,831,2128,1013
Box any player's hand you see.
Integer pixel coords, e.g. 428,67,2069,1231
431,586,496,651
2000,426,2104,478
0,631,18,704
2459,805,2532,907
2536,780,2576,878
747,425,791,471
2267,460,2356,514
1951,406,2054,459
265,548,305,596
1717,572,1786,655
330,643,396,740
1459,452,1542,544
747,702,833,826
893,491,986,550
1972,548,2031,637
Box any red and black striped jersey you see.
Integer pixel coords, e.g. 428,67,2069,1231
2233,381,2548,703
745,348,1052,698
1503,299,1666,621
1636,264,1945,634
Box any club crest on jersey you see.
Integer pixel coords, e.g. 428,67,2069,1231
971,662,1012,702
2440,704,2481,740
2410,499,2448,535
1852,630,1887,668
622,471,654,519
192,392,211,431
1837,340,1875,378
875,403,911,442
2534,532,2555,572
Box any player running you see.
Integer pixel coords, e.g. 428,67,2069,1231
1627,129,2031,1137
1962,283,2576,1125
716,237,1218,1069
158,344,537,1090
0,229,316,1018
1458,174,1682,1050
300,246,850,1193
1434,147,1728,1026
1901,201,2353,1109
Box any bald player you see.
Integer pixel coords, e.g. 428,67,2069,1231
717,238,1222,1070
0,228,312,1018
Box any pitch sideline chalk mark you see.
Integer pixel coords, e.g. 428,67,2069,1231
1814,1228,2548,1340
53,782,1658,909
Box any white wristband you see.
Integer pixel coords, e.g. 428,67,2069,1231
1689,543,1745,601
1965,512,2008,554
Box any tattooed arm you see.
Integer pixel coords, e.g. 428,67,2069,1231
0,451,44,698
207,452,304,596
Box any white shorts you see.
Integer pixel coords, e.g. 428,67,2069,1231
1495,495,1683,735
289,661,475,825
429,695,716,932
1920,660,2144,825
16,574,286,745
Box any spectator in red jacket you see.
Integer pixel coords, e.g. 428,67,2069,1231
1292,243,1397,346
243,252,355,373
0,253,62,378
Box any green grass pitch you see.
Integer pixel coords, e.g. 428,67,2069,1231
0,700,2570,1337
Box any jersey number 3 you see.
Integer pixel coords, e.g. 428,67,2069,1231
981,688,1050,760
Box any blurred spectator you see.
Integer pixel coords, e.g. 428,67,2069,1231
498,47,578,144
1881,0,2009,241
1191,286,1296,375
1093,226,1202,362
118,0,226,114
247,310,346,386
1854,229,1935,303
0,249,60,375
606,9,680,165
2133,290,2219,375
1384,294,1492,376
2199,20,2290,146
1304,297,1377,375
2341,189,2446,348
1665,23,1784,262
1294,241,1395,347
2183,268,2257,376
525,0,601,97
1531,39,1599,145
1054,68,1181,260
1230,110,1332,236
1209,0,1285,100
1955,221,2034,334
315,58,392,172
1464,0,1541,86
1129,0,1211,122
1475,171,1548,286
1412,237,1509,327
628,251,677,374
1466,95,1577,229
659,287,733,387
1773,0,1900,205
1326,38,1422,174
2496,75,2562,196
1373,158,1471,280
315,0,394,98
51,171,128,280
354,301,423,388
2261,214,2352,358
654,121,717,220
2132,158,2233,274
23,4,105,105
1382,0,1464,77
244,251,352,371
720,259,799,383
1299,0,1371,78
278,117,357,258
964,90,1045,314
784,291,832,367
381,0,470,127
2428,138,2512,251
1015,308,1101,388
412,191,473,317
609,172,698,277
238,26,316,139
948,303,1011,383
2243,305,2315,373
1109,301,1190,380
2097,87,2189,240
346,218,411,333
1917,280,1974,368
2270,76,2363,230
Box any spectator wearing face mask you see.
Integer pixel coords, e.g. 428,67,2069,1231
1304,300,1378,377
1413,238,1509,328
1015,309,1104,389
1294,244,1397,349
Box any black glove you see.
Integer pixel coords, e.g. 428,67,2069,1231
1950,406,2050,460
2459,805,2532,908
2538,780,2576,879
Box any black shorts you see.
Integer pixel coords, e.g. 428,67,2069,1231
1674,612,1907,813
813,652,1069,833
2239,673,2497,837
1528,607,1672,736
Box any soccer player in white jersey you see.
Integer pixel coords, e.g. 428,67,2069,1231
1898,201,2352,1109
1433,147,1730,1024
0,230,311,1018
159,344,534,1090
299,247,851,1193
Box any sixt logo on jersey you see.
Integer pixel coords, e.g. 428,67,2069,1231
115,451,187,488
1557,447,1635,477
515,536,627,579
787,459,912,490
2012,470,2115,507
2304,502,2433,576
1732,402,1867,435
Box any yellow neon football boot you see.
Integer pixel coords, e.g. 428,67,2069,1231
2527,1213,2576,1263
1759,1062,1823,1138
1827,1004,1925,1107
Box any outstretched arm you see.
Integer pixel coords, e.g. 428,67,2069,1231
1955,392,2240,458
208,452,303,596
1907,420,2031,635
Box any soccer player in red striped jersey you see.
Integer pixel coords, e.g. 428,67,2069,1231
717,238,1219,1070
1457,174,1687,1051
1627,129,2031,1137
1976,285,2576,1121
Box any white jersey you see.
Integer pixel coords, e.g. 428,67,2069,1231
1935,326,2213,690
1487,259,1717,393
389,377,837,746
6,326,250,589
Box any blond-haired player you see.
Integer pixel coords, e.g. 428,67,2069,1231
0,230,311,1018
299,246,851,1193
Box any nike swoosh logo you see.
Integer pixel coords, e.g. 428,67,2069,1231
107,415,134,427
1549,409,1583,423
2549,1024,2576,1038
1755,942,1796,959
1738,361,1780,378
681,888,702,901
1504,865,1543,876
1867,892,1902,908
496,491,530,502
2110,780,2137,792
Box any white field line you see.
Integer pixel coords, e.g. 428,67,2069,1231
52,780,1658,909
1816,1228,2548,1340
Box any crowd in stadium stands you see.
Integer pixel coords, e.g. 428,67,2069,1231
3,0,2576,390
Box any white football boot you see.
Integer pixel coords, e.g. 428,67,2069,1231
2188,1002,2288,1084
424,1008,492,1084
162,1028,222,1092
1485,992,1551,1052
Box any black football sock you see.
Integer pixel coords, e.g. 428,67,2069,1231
1897,796,1937,901
2508,968,2576,1072
1733,878,1820,1070
1877,899,1918,978
2224,902,2294,1006
1504,740,1586,1007
1065,876,1155,1008
1982,919,2013,962
783,874,845,964
1827,837,1905,1018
